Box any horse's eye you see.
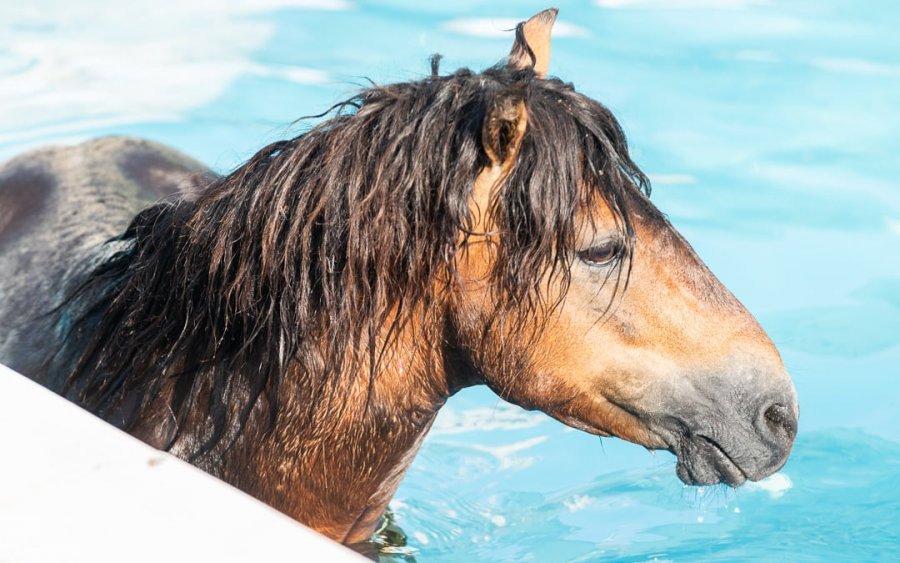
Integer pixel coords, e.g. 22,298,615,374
577,240,620,267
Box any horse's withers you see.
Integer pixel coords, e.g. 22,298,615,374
0,138,209,381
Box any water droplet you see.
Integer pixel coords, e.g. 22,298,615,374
413,531,429,545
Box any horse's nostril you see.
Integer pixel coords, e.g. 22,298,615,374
763,403,796,440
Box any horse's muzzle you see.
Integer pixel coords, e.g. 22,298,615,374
658,369,799,487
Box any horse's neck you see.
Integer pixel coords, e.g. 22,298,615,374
220,312,459,543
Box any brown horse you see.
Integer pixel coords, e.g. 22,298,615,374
0,9,797,545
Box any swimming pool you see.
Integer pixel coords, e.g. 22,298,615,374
2,0,898,560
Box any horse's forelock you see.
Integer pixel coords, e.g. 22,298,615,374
481,70,649,334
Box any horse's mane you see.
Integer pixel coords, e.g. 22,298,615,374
58,59,649,456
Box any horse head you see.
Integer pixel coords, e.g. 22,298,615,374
450,8,797,487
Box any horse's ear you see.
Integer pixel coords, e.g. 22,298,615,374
509,8,558,79
482,89,528,169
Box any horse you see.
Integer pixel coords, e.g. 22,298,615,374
0,9,797,546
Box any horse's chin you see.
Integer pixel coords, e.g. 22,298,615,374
672,435,748,488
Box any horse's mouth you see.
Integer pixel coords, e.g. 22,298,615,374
546,397,761,488
673,435,747,487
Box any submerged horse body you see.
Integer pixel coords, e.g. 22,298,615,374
0,10,797,545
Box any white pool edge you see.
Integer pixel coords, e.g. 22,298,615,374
0,362,362,562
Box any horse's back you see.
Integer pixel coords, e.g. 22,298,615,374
0,137,209,377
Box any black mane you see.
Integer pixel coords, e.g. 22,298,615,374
57,59,650,457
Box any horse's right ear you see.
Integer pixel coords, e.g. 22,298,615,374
509,8,558,78
482,89,528,170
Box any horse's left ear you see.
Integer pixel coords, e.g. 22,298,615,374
482,89,528,170
509,8,558,79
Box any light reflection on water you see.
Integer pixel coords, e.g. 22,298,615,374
394,423,900,561
1,0,898,560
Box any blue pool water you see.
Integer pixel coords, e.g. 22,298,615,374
2,1,898,560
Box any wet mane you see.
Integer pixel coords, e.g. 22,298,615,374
59,59,649,456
